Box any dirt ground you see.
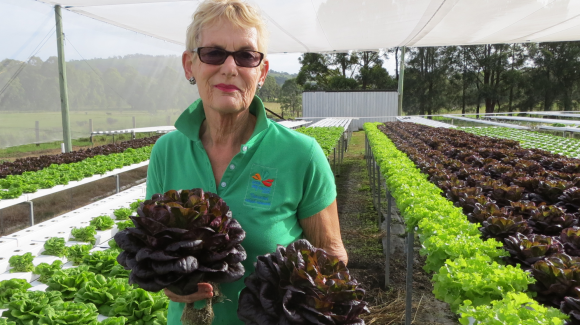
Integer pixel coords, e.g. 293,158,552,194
336,131,458,325
0,145,92,162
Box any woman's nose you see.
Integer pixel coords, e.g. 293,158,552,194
221,54,238,75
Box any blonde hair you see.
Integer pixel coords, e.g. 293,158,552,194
186,0,269,57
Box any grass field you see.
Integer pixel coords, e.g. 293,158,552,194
1,103,284,150
0,132,154,161
263,102,281,114
0,109,182,149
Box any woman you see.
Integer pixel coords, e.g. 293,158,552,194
145,0,348,323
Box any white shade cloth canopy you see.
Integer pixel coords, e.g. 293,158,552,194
37,0,580,53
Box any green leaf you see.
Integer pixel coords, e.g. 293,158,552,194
9,252,34,273
37,301,99,325
432,255,534,312
42,237,67,258
46,265,97,300
113,208,132,221
0,279,32,308
65,244,92,265
71,226,97,245
2,291,64,324
80,250,119,275
90,216,115,231
458,292,568,325
294,126,344,157
34,260,64,283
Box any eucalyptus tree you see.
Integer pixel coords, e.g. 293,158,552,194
466,44,510,114
257,75,280,102
403,47,450,116
531,42,580,111
280,78,303,117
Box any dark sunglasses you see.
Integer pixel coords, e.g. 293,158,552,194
193,47,264,68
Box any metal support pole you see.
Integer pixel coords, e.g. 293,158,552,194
376,161,381,226
365,135,368,160
55,5,72,153
89,119,93,143
405,227,415,325
398,46,406,117
341,135,344,167
370,156,376,205
333,147,336,175
385,189,392,287
115,174,120,193
35,121,40,146
336,138,341,176
27,201,34,226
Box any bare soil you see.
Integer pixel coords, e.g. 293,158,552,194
336,131,459,325
0,146,92,162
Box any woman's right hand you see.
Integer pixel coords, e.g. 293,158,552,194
164,283,214,303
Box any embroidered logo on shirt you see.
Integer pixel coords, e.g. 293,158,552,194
251,173,275,187
244,165,277,208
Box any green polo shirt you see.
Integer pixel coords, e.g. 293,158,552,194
145,96,336,325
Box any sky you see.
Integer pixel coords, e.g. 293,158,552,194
1,0,396,75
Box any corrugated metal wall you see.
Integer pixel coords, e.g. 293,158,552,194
302,91,399,130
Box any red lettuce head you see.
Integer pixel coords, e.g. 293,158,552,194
238,239,369,325
114,189,246,295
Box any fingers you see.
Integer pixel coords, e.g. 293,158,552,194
164,283,214,303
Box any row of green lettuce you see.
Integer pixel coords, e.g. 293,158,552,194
0,146,152,200
295,126,344,157
0,200,166,325
0,264,167,325
461,127,580,158
364,122,568,324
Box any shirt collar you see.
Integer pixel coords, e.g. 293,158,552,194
175,95,270,143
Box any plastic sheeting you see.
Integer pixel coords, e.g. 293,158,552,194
36,0,580,53
0,1,201,149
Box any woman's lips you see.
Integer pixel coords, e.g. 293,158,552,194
215,84,240,92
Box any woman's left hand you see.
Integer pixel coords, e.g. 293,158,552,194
300,199,348,264
163,283,214,303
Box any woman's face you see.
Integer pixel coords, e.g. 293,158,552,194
183,19,269,115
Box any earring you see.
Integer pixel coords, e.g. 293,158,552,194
257,83,262,90
189,77,196,85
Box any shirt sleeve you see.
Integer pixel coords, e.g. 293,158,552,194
296,138,337,219
145,141,164,200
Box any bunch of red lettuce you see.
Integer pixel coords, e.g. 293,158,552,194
237,239,369,325
530,253,580,307
503,233,563,270
113,188,246,295
561,287,580,325
562,227,580,256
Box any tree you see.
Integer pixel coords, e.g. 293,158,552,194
279,78,302,117
356,51,390,90
0,78,26,109
296,51,394,91
385,47,400,81
296,53,331,90
503,44,526,112
403,47,450,116
328,53,358,78
532,42,580,111
466,44,510,114
257,75,280,101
